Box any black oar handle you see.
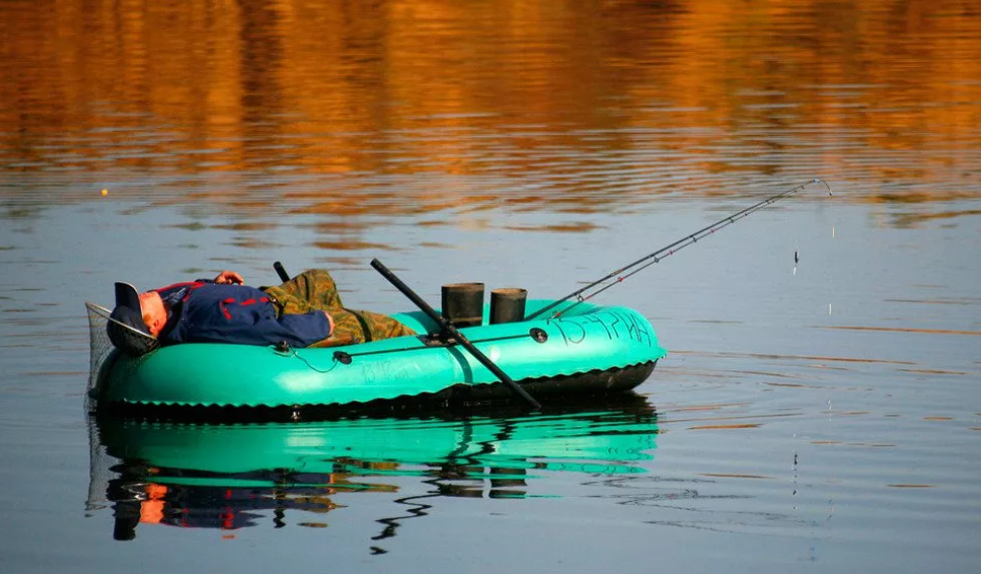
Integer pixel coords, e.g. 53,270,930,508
370,258,541,410
274,261,290,283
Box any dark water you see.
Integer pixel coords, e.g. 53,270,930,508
1,1,980,572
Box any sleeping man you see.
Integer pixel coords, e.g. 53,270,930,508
107,269,415,356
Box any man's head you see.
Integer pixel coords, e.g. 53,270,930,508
106,283,162,357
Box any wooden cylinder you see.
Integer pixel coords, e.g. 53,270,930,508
441,283,485,328
490,288,528,325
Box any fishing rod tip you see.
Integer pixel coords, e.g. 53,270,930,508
812,178,833,196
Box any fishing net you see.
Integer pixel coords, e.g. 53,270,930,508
84,302,157,408
84,302,117,514
85,302,116,406
84,302,157,515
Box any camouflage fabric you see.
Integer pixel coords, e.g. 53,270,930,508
262,269,416,348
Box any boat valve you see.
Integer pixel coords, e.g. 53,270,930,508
530,328,548,343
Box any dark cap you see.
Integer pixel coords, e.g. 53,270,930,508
106,282,159,357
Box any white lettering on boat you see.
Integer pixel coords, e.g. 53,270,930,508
360,360,413,385
552,310,652,347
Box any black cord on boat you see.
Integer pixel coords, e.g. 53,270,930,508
330,331,542,363
297,350,337,373
526,179,833,320
273,343,338,374
273,317,543,371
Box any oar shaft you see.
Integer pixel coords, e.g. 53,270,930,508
370,258,542,410
274,261,291,283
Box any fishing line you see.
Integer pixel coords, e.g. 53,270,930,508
527,178,832,320
794,240,799,276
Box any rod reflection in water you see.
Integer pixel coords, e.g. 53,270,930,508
87,395,659,542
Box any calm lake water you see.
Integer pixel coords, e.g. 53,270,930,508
1,0,979,572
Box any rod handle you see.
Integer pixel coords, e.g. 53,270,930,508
273,261,290,283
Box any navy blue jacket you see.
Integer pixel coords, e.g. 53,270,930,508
153,281,331,348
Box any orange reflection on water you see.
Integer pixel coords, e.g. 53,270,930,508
1,0,979,217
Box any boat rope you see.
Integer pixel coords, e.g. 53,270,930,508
274,343,339,374
276,330,544,373
526,178,833,321
330,331,544,365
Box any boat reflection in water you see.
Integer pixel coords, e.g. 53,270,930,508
88,394,659,542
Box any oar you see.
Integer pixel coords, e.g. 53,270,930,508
370,258,542,410
274,261,291,282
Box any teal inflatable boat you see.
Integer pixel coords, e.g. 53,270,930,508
86,299,667,414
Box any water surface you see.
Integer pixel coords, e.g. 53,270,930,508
1,1,979,572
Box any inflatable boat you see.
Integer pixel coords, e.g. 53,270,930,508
86,298,666,415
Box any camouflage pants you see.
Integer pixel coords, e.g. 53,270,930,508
262,269,416,347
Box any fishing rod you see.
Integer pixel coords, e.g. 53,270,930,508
525,178,832,320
